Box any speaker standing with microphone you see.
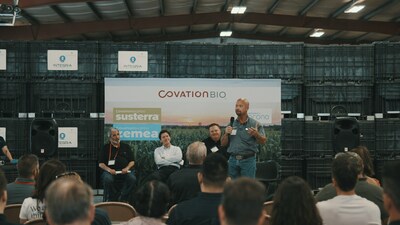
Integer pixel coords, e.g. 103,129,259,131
221,98,267,179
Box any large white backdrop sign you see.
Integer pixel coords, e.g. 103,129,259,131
105,78,281,141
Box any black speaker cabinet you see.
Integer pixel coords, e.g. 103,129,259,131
30,118,58,158
332,117,360,154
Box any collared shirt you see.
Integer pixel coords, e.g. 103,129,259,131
154,145,182,169
227,117,265,154
7,178,36,205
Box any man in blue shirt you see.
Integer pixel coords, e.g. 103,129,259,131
221,98,267,179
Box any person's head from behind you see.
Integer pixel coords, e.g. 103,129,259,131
0,168,7,209
186,141,206,165
17,154,39,179
198,153,228,189
45,179,95,225
132,180,170,219
219,177,265,225
35,159,66,201
208,123,222,142
382,160,400,217
270,176,322,225
332,152,363,192
350,146,375,177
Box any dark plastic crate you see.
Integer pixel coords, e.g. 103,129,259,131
304,121,334,157
305,85,373,116
279,157,304,180
306,157,333,190
0,118,31,157
169,44,234,78
374,157,399,181
0,41,28,80
0,81,27,116
305,45,374,84
62,159,98,188
281,119,304,156
282,84,303,114
98,42,166,78
375,42,400,82
29,41,98,80
375,82,400,113
30,80,99,117
375,119,400,156
56,118,101,160
236,44,303,81
358,120,376,155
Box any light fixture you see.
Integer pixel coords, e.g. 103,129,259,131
231,6,247,14
344,4,365,13
310,29,325,38
220,31,232,37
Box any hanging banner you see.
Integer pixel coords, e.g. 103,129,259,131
48,50,78,71
0,49,6,70
105,78,281,141
118,51,148,72
0,127,6,139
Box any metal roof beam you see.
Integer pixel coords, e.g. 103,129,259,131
268,0,282,14
361,0,397,20
299,0,320,16
1,12,399,40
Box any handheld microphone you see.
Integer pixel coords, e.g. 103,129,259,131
230,117,234,127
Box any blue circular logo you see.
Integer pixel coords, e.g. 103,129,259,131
130,56,136,64
59,133,66,140
59,55,66,63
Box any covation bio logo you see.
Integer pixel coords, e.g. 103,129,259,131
158,90,227,98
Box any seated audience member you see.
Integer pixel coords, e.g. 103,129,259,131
270,176,322,225
218,177,266,225
167,141,206,205
121,180,170,225
167,153,229,225
202,123,229,159
99,127,136,202
0,136,14,162
381,160,400,225
153,130,183,183
317,152,381,225
0,168,22,225
351,146,380,186
19,159,66,224
7,154,39,205
55,171,111,225
45,178,95,225
315,151,388,223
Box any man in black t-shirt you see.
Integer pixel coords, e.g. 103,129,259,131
99,128,136,201
202,123,229,159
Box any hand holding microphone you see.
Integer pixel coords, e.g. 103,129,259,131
225,117,235,135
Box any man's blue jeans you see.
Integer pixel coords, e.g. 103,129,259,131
228,156,256,179
101,170,137,202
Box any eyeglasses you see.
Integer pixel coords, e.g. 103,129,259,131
334,151,359,159
56,171,79,179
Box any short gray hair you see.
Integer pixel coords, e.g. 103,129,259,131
186,141,206,165
45,179,93,225
107,127,119,138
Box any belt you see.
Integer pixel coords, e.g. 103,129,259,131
232,152,255,160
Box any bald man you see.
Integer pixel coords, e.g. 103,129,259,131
221,98,267,179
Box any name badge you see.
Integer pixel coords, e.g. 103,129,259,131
211,146,219,153
108,160,115,166
231,129,237,135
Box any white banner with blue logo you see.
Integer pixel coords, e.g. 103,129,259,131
58,127,78,148
47,50,78,71
0,128,6,139
118,51,148,72
0,49,6,70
